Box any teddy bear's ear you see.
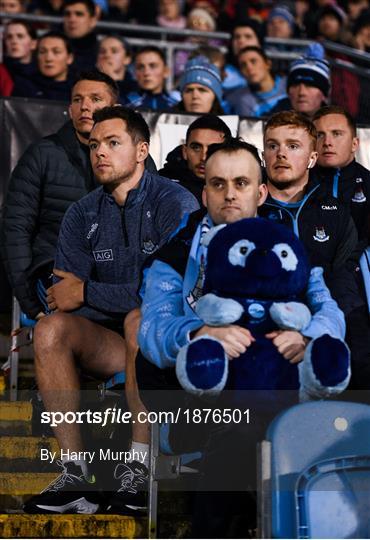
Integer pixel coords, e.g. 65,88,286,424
201,224,227,247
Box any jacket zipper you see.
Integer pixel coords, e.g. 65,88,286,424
120,206,129,246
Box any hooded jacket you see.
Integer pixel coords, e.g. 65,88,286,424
158,145,204,204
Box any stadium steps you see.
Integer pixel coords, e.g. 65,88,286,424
0,399,195,537
0,514,145,538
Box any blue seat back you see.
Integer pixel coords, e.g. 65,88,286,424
296,455,370,538
266,400,370,538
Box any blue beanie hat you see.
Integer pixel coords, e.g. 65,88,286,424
288,43,331,97
268,6,295,28
179,56,223,104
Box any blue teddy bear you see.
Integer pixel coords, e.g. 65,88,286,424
176,218,350,403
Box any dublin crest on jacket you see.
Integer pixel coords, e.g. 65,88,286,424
313,226,330,242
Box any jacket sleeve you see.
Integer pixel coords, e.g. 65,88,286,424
302,267,346,340
1,144,45,318
138,260,204,369
325,217,365,315
55,204,140,314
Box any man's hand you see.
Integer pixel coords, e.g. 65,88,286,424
265,330,309,363
193,324,255,360
46,269,84,312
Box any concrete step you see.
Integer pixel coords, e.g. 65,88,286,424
0,402,32,422
0,402,33,436
0,473,57,496
0,513,146,538
0,437,58,460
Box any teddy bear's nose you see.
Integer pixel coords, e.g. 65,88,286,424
247,249,281,277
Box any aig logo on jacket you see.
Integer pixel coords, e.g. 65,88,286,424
93,249,114,261
313,227,330,242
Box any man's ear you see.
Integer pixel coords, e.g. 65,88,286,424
68,104,73,119
352,136,360,154
202,187,208,208
137,141,149,163
261,151,266,168
257,182,268,207
182,144,188,161
67,53,74,66
308,150,318,169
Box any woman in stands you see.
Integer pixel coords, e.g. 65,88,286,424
174,55,225,114
12,31,74,101
226,46,287,117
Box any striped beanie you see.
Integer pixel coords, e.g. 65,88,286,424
179,56,223,103
288,43,331,97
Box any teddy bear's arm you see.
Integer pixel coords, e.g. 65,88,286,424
270,301,311,330
195,293,244,326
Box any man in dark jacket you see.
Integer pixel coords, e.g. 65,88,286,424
313,105,370,242
313,105,370,389
260,110,370,389
1,70,118,320
159,114,232,204
24,106,198,515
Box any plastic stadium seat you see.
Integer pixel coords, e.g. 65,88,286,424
258,400,370,538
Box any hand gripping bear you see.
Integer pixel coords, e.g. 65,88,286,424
176,218,350,403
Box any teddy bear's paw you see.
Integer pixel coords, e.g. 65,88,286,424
270,301,311,330
176,335,228,396
299,334,351,401
196,294,244,325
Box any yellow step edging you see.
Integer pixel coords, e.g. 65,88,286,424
0,473,57,495
0,437,59,459
0,514,145,538
0,402,32,422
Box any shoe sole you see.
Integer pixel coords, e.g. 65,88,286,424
24,497,99,514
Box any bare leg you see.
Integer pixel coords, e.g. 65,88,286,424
34,312,127,452
124,309,149,444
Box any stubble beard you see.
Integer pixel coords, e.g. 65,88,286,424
268,177,297,190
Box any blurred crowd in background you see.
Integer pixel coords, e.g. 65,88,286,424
0,0,370,122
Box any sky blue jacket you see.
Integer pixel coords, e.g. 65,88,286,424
139,212,346,369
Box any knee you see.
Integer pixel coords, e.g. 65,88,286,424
34,312,72,356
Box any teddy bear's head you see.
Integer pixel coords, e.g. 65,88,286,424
203,217,310,299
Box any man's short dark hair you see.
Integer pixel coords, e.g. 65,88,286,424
63,0,96,16
72,70,119,102
313,105,357,136
92,106,150,144
186,114,232,143
238,45,269,63
135,45,167,65
206,137,262,181
5,20,37,40
38,31,73,55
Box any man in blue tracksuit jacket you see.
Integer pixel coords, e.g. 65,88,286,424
25,106,198,516
137,138,346,538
